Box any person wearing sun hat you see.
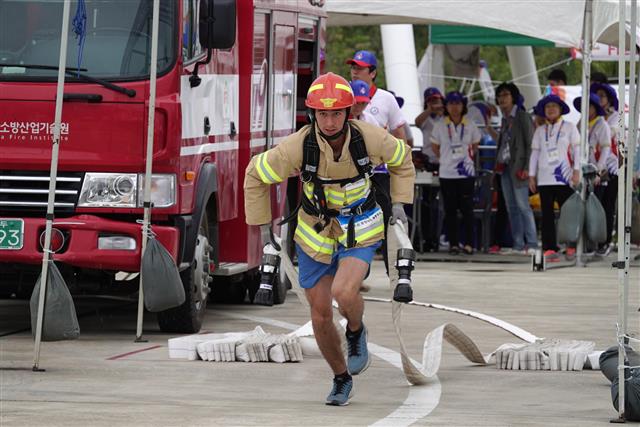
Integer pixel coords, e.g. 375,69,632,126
575,92,618,256
591,82,620,138
416,87,446,167
431,91,482,255
528,94,581,262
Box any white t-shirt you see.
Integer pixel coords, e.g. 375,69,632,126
355,110,378,125
420,115,443,163
530,119,580,187
431,116,482,179
606,110,620,138
586,116,612,173
365,87,407,131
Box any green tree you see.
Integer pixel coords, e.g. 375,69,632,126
327,25,619,93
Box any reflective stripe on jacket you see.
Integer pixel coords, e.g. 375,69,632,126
244,120,415,263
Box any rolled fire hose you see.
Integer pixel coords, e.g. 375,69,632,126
278,221,542,384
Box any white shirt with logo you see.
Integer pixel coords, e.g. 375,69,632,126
530,119,580,186
431,116,481,179
365,88,406,131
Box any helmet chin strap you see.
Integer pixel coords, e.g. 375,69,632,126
312,107,351,141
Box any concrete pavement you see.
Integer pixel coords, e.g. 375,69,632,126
1,255,638,426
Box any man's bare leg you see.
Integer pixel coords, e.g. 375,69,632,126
332,257,369,332
305,275,346,374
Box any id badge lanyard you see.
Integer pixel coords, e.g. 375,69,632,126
448,122,465,158
544,120,564,164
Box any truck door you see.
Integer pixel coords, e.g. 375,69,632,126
269,13,296,148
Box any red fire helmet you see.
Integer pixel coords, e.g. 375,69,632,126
305,72,355,110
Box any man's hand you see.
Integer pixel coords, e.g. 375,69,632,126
390,203,408,225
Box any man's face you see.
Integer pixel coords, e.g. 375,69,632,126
427,97,444,115
351,101,368,118
316,109,347,137
350,64,375,85
548,79,564,87
497,90,514,111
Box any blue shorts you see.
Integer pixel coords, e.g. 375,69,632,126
296,242,381,289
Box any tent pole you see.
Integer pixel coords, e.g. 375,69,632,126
577,0,593,267
135,0,160,342
32,0,72,372
615,0,628,421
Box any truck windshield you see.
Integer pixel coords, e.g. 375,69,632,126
0,0,177,81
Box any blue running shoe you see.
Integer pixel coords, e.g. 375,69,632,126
346,325,370,375
325,375,353,406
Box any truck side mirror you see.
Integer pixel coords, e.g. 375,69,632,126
199,0,236,50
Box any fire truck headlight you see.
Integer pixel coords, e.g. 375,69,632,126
137,174,176,208
78,173,138,207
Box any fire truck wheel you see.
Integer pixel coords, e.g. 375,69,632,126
157,215,212,333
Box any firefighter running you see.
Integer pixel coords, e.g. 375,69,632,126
244,72,414,406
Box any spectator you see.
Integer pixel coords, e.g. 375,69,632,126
494,82,538,255
431,91,482,255
529,94,581,262
591,82,620,138
545,69,568,100
591,71,609,84
349,80,376,124
547,69,568,86
346,50,408,273
575,92,618,256
415,87,445,171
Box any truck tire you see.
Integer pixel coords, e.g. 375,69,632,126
157,214,212,333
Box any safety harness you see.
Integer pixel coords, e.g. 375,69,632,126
280,123,378,248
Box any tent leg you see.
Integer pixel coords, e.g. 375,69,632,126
32,0,72,372
135,0,160,342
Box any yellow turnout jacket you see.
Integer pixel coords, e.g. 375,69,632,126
244,120,415,263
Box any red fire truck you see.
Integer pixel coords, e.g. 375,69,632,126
0,0,326,332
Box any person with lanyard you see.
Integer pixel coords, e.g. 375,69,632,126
347,50,409,272
349,79,376,124
493,82,538,255
574,92,617,256
415,87,445,172
244,72,414,406
528,94,581,263
431,91,482,255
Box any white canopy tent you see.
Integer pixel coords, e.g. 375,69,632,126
326,0,640,421
326,0,638,49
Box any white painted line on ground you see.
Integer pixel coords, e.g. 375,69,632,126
219,311,441,426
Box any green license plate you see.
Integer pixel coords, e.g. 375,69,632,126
0,219,24,250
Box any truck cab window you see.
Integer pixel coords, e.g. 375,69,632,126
182,0,205,63
0,0,177,81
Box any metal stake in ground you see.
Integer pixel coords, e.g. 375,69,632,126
135,0,161,342
32,0,72,372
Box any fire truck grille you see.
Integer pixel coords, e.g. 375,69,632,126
0,171,84,214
